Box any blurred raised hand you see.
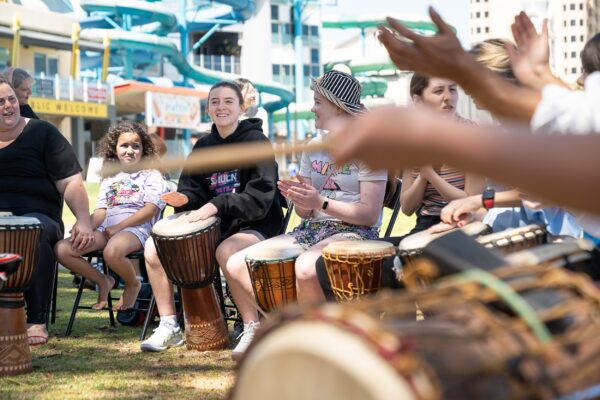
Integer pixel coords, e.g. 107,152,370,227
378,7,468,81
508,12,568,90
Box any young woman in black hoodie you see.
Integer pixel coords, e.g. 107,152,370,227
140,81,283,352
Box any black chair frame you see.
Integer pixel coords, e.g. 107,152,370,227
64,249,153,337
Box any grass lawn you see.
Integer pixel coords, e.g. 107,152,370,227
0,271,236,399
1,182,416,399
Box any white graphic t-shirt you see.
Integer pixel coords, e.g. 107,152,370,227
299,134,387,227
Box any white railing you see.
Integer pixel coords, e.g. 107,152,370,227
32,73,112,104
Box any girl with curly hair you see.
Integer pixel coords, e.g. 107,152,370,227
56,121,168,310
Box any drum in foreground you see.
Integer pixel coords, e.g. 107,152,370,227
322,240,396,302
152,212,228,351
0,215,43,376
477,224,547,254
231,265,600,400
245,242,303,312
506,239,600,281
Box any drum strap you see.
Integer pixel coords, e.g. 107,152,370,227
0,297,26,308
454,269,553,344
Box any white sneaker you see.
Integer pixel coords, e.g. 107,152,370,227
140,324,184,352
231,321,260,361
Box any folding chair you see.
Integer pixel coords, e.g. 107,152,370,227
383,177,403,237
47,262,59,325
64,249,151,337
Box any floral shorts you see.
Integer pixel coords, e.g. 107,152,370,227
289,220,379,249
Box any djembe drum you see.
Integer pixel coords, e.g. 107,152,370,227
505,239,600,281
477,224,547,255
0,215,42,376
152,212,229,351
231,265,600,400
322,240,396,302
245,242,303,313
398,222,491,267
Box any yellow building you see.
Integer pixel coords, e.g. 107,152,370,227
0,3,115,170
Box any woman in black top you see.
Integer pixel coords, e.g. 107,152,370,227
0,76,94,345
141,81,283,352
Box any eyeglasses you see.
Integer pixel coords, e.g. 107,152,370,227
0,96,18,107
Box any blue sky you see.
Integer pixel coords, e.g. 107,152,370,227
320,0,470,45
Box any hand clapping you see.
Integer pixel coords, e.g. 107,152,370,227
278,179,323,211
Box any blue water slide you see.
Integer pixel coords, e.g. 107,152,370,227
81,29,293,112
80,0,178,32
79,0,292,112
79,0,254,31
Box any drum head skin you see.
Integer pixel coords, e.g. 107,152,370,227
322,240,396,257
245,242,303,262
232,320,417,400
152,212,218,237
0,216,41,227
399,221,489,251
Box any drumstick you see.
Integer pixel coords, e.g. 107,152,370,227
103,139,333,176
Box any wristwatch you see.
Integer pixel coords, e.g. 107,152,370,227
482,188,495,210
321,199,329,210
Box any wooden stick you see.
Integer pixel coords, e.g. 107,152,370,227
104,139,332,176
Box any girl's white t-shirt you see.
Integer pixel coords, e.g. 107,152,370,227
299,134,387,227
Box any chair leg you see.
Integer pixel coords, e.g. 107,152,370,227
176,286,184,330
140,294,156,341
100,260,115,328
214,270,227,320
65,276,86,337
51,262,58,324
45,262,58,326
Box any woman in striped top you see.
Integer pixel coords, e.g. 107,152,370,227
400,73,484,233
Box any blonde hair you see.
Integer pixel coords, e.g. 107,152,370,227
470,38,517,82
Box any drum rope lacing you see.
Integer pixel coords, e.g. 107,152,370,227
454,269,553,344
246,259,289,318
323,252,390,302
336,265,600,397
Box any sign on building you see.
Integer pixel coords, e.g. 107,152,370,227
29,98,108,118
145,91,201,129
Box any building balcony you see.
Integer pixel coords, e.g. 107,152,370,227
32,73,112,104
192,54,241,75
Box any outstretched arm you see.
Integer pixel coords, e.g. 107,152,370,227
329,106,600,214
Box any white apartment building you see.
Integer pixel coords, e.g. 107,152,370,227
469,0,600,84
